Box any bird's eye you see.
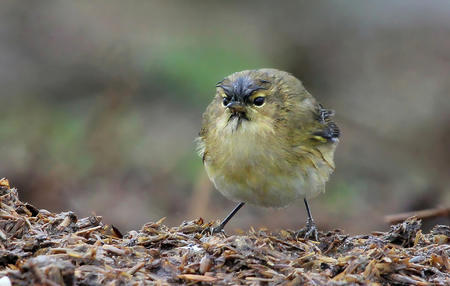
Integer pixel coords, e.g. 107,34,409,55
222,97,230,106
253,97,265,106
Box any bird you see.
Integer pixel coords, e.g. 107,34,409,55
196,68,339,239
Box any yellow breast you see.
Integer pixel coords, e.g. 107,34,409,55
199,117,336,207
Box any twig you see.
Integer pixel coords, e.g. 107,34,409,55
127,262,145,275
385,207,450,224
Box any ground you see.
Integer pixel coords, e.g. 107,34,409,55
0,178,448,285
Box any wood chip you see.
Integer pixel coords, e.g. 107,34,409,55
177,274,217,282
0,178,448,285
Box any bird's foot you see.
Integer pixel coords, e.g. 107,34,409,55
201,225,225,236
296,218,319,241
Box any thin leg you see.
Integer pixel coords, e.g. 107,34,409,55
302,198,319,240
213,202,245,233
304,198,313,222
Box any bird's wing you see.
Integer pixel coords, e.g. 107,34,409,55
311,104,340,143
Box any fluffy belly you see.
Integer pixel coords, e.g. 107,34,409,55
200,118,334,207
204,160,325,208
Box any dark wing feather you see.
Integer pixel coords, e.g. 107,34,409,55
313,104,340,142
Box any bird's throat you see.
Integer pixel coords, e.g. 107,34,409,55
227,113,248,131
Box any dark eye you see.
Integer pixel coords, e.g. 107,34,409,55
222,97,230,106
253,97,265,106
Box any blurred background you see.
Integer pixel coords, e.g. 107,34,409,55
1,1,449,234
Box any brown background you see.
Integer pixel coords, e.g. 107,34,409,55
1,1,449,234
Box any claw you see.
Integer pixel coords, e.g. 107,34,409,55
211,226,225,235
296,217,319,241
201,226,225,236
304,218,319,241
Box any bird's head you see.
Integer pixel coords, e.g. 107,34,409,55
203,68,314,140
214,69,284,132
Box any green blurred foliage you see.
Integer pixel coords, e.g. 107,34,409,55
149,42,271,103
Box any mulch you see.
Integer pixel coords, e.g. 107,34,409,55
0,178,448,285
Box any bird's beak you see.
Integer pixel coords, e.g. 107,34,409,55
226,101,246,113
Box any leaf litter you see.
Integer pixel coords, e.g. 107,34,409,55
0,178,448,285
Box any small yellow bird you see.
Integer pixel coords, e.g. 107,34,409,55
197,68,339,239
